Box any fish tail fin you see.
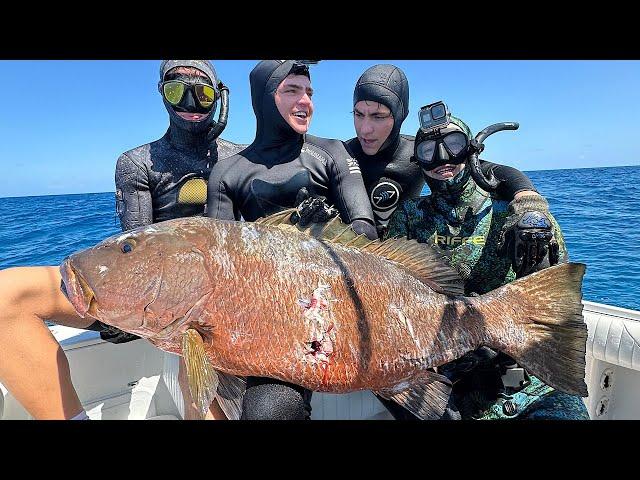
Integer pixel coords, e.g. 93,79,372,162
482,262,588,396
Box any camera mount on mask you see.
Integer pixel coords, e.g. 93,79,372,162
417,101,520,192
206,81,230,143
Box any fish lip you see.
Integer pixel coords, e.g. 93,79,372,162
60,259,96,318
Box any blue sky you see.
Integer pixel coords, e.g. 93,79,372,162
0,60,638,198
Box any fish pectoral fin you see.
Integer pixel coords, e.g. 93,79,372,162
182,328,220,419
375,371,452,420
215,371,247,421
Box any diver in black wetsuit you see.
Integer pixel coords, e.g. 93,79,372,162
115,60,244,231
0,60,245,421
344,64,537,238
207,60,377,239
206,60,378,420
89,60,245,344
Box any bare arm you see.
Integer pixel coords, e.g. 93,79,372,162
0,266,94,418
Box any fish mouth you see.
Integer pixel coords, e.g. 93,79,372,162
60,259,98,318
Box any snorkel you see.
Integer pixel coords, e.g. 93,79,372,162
206,81,230,142
467,121,519,191
415,101,520,191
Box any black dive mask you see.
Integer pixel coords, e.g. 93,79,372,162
414,128,471,169
160,79,216,114
158,61,222,136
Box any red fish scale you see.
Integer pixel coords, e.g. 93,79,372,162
192,221,489,392
69,218,496,394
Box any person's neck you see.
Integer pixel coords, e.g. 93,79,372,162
167,121,210,154
251,121,304,164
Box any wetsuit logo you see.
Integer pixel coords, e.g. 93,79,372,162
371,181,401,211
433,234,486,246
301,146,328,166
346,157,361,175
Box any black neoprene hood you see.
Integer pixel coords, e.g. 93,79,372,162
353,64,410,152
249,60,311,147
158,60,219,133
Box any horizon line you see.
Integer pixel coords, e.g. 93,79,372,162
1,163,638,200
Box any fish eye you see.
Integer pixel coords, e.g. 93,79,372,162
121,242,134,254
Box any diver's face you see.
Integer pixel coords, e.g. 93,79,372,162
354,101,394,155
162,67,214,121
275,74,314,134
424,163,466,181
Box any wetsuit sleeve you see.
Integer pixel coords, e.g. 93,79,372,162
115,153,153,232
550,214,569,264
206,159,240,220
326,147,377,238
480,160,537,200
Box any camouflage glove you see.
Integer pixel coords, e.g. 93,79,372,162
498,194,559,277
290,187,339,227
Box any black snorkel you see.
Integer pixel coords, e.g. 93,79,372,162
467,121,519,191
206,80,230,143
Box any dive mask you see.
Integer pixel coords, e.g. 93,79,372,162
414,101,474,169
160,80,216,109
415,130,470,167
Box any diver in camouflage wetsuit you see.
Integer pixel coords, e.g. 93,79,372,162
384,115,590,420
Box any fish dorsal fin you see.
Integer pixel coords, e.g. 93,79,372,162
256,209,465,296
361,237,465,296
255,208,372,247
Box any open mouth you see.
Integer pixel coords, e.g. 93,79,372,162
292,111,308,120
60,259,97,318
433,165,457,176
176,112,206,121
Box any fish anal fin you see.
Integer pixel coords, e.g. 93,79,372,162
215,371,247,421
375,370,452,420
182,328,219,419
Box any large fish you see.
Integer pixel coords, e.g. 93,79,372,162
59,211,588,419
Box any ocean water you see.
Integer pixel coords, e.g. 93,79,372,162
1,165,639,311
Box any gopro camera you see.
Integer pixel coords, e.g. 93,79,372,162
419,101,451,132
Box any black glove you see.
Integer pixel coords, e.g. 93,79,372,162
498,194,560,277
290,187,339,227
85,320,141,344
